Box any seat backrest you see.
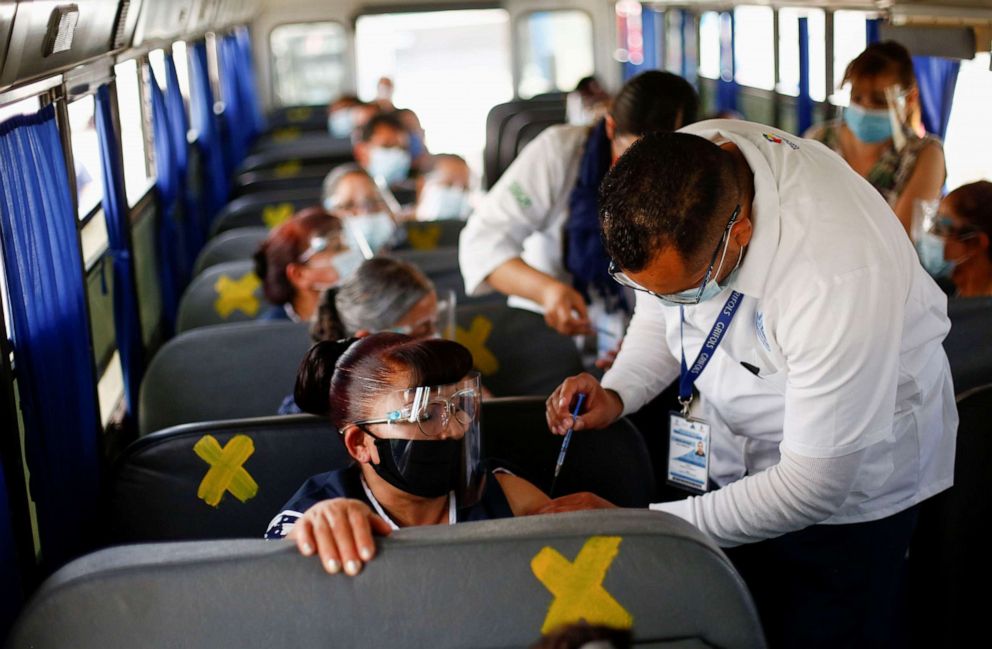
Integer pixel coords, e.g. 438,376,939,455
484,97,565,188
385,249,503,307
263,104,330,131
110,414,347,543
497,106,566,177
396,219,466,251
482,397,654,507
232,167,329,197
9,511,765,649
455,303,583,396
515,119,561,158
176,260,271,332
944,297,992,395
138,321,312,435
114,397,654,544
193,227,268,275
238,141,353,174
210,188,323,237
908,383,992,647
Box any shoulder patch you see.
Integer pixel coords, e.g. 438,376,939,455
509,181,533,209
762,133,799,150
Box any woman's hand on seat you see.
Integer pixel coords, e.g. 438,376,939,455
287,498,392,576
532,492,618,515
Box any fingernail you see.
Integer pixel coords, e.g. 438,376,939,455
326,558,340,574
559,397,567,408
345,560,361,576
359,547,373,561
302,543,313,555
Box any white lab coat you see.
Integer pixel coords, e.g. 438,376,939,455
602,120,956,528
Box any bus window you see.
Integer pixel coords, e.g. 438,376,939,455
944,53,992,190
0,95,40,122
67,96,104,219
355,9,512,172
172,41,192,102
778,8,826,102
831,11,871,106
734,6,775,91
270,22,347,107
114,58,154,206
517,10,593,99
698,12,720,80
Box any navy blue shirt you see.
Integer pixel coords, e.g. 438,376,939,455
264,464,514,538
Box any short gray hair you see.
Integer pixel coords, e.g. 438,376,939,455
312,258,434,341
321,163,373,205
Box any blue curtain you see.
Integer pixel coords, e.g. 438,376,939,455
717,11,738,113
218,34,248,174
148,65,186,334
866,18,881,45
622,6,661,80
235,28,266,136
189,41,229,222
797,17,814,135
94,85,144,421
0,106,101,569
680,10,697,86
913,56,960,139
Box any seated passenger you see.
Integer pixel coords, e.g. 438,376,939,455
265,334,559,575
415,154,473,221
566,75,611,126
326,94,363,139
322,164,402,256
352,112,413,196
395,107,430,174
805,41,945,235
253,208,363,322
918,180,992,297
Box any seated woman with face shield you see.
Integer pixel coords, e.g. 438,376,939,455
805,41,945,235
253,208,365,322
276,258,451,414
322,164,403,258
265,334,560,576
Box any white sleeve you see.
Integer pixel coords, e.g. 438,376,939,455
600,292,681,414
650,446,865,547
459,128,573,296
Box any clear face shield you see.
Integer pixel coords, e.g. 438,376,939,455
353,373,484,507
388,290,457,340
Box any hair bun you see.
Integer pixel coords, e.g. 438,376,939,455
293,338,359,415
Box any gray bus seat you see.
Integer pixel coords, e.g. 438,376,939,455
908,383,992,648
111,397,654,544
498,106,566,178
455,303,583,396
210,188,322,237
395,219,466,251
944,297,992,395
484,96,566,188
193,227,267,275
111,414,345,543
263,105,331,131
138,321,312,435
8,510,766,649
233,166,330,197
386,249,503,307
176,260,270,332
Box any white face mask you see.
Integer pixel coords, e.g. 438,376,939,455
367,146,411,186
345,212,396,258
327,109,354,139
416,183,471,221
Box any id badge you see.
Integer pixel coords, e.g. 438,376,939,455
667,412,711,494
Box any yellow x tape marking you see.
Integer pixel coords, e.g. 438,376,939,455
532,536,633,634
214,272,262,318
274,160,302,178
262,202,295,229
406,224,442,250
272,127,301,142
286,107,313,122
193,435,259,507
455,315,499,375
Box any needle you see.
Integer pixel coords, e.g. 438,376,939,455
550,392,586,497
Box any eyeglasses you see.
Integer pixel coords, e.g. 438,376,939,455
608,204,741,304
929,214,978,240
353,375,481,437
298,234,345,264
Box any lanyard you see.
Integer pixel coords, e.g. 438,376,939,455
678,291,745,415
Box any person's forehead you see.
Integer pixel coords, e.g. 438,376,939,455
371,125,407,143
334,173,378,197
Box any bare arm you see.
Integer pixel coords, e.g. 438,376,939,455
487,258,591,335
495,472,550,516
893,142,945,236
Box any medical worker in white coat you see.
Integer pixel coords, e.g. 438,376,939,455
542,121,957,649
459,71,698,353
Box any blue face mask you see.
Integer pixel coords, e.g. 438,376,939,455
844,104,893,144
328,109,354,139
656,240,744,308
916,232,952,278
345,212,396,257
367,146,411,186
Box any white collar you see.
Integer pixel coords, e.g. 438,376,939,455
283,303,303,323
359,475,456,530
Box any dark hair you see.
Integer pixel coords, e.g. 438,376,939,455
359,112,407,143
294,333,473,426
311,258,434,342
600,131,739,272
610,70,698,136
530,622,632,649
843,41,917,90
945,180,992,260
252,207,342,305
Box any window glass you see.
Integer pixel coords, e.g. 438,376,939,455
734,6,775,90
270,22,347,107
832,11,870,106
97,351,123,425
699,12,720,79
517,10,594,98
114,58,153,206
0,96,40,123
67,96,103,219
944,53,992,191
778,8,826,102
172,41,192,102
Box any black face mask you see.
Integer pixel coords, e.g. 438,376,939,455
368,436,462,499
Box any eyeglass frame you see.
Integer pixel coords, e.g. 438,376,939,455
351,375,481,437
608,204,742,305
930,214,979,241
